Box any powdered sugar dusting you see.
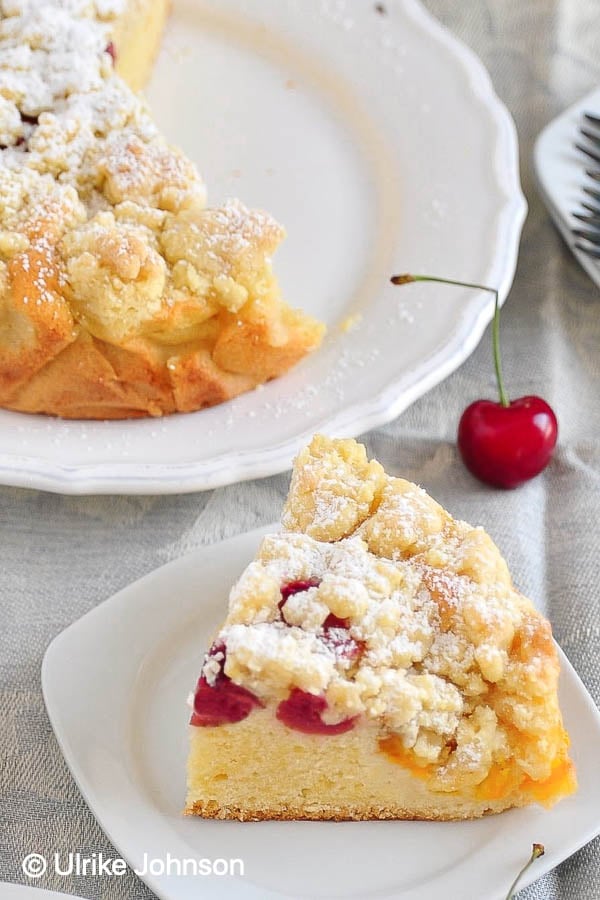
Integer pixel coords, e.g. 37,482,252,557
0,0,313,387
200,436,566,793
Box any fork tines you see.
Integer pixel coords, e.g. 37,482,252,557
573,113,600,259
574,241,600,258
573,211,600,225
576,143,600,165
584,111,600,128
581,198,600,213
579,127,600,147
572,227,600,244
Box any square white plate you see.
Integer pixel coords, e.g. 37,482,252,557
42,527,600,900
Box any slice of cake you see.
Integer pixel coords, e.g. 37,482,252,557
0,1,324,419
186,436,576,821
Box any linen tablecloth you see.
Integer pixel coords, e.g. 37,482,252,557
1,0,599,897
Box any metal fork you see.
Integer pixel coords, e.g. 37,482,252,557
573,113,600,258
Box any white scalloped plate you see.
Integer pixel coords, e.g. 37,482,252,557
42,527,600,900
0,0,526,494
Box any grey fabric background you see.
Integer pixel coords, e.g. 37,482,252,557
1,0,599,898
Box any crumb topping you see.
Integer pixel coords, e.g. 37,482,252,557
0,0,308,358
205,436,565,793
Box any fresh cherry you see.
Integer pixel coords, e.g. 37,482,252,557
391,274,558,489
458,396,557,489
276,688,357,735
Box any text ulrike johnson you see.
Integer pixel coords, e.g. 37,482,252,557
21,851,244,879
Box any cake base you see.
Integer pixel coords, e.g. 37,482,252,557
2,313,323,419
112,0,171,92
185,710,527,822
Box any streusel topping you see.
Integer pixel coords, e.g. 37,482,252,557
205,436,563,792
0,0,288,342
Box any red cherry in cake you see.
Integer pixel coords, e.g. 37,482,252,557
7,112,39,152
323,612,348,629
391,274,558,488
279,579,321,620
191,676,262,727
207,639,226,663
279,583,363,660
190,640,262,727
105,41,117,64
321,614,364,661
321,627,364,661
276,688,357,735
280,579,320,601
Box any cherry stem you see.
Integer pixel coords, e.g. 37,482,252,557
505,843,545,899
390,274,510,408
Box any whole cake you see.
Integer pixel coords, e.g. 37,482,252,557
186,436,576,821
0,0,324,419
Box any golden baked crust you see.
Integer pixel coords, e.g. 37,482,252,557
0,0,324,419
185,436,576,821
186,803,503,821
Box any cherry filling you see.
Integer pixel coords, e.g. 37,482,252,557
190,641,262,727
322,613,365,661
321,626,364,661
323,612,348,629
105,41,117,63
1,112,39,151
278,578,320,614
192,582,365,731
280,579,321,599
191,677,262,727
279,581,364,661
279,578,321,623
276,688,357,735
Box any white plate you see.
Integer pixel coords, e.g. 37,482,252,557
43,526,600,900
534,84,600,289
0,0,525,494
